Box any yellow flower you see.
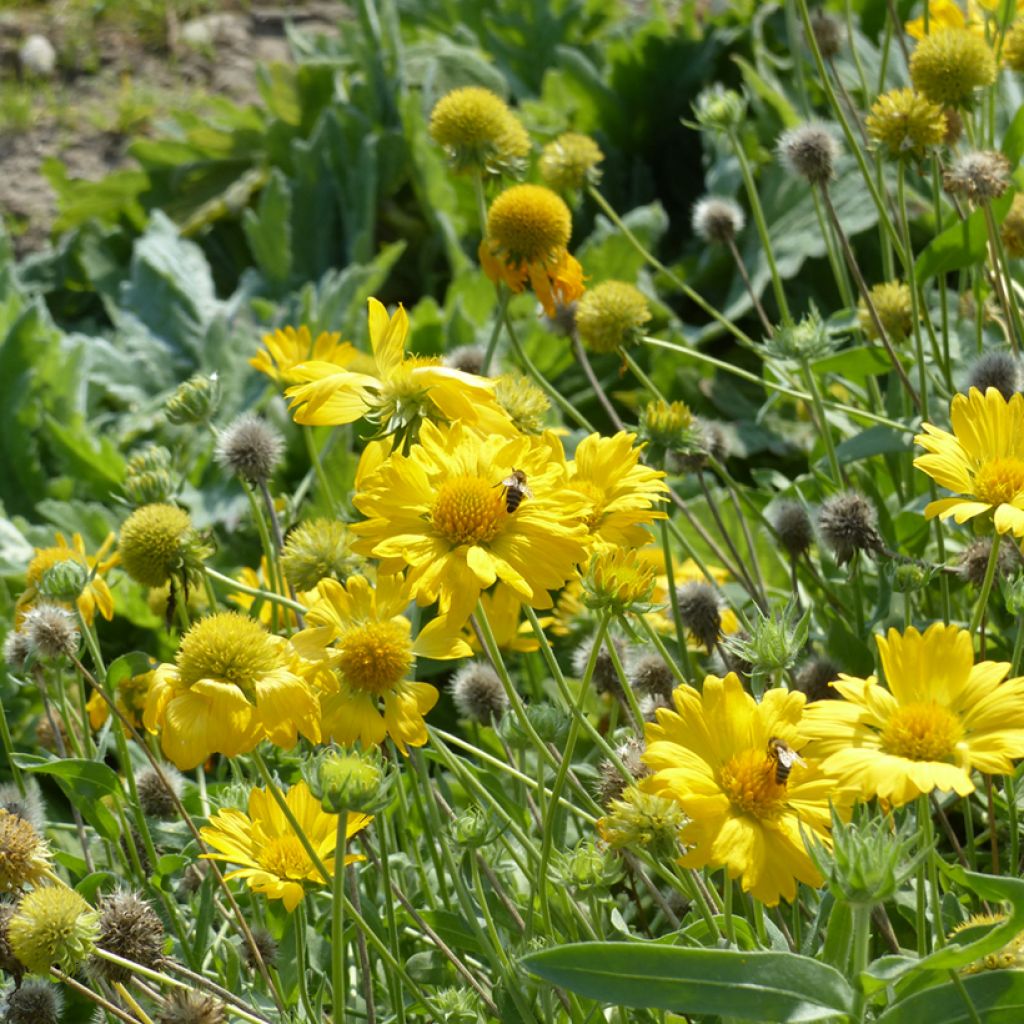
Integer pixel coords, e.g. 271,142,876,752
228,557,314,630
0,809,52,892
643,673,842,906
200,780,371,912
539,132,604,192
292,574,470,753
351,419,590,625
285,299,510,446
909,28,996,107
251,325,357,386
914,387,1024,535
428,86,530,177
479,184,585,317
802,623,1024,806
461,584,544,654
143,612,321,770
16,532,117,626
567,432,668,549
865,88,947,160
858,280,917,341
906,0,985,39
86,668,155,732
581,547,657,614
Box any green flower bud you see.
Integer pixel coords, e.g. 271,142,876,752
555,840,622,894
764,306,836,362
693,84,747,134
450,805,498,849
37,559,89,604
165,373,221,427
720,603,810,676
314,748,390,814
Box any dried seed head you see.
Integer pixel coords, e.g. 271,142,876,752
451,661,508,725
22,605,79,660
777,124,840,185
241,926,278,972
572,634,626,697
215,414,284,484
136,766,183,821
958,537,1018,587
675,581,722,651
442,344,485,375
793,656,842,702
817,492,882,565
691,196,745,244
4,978,62,1024
770,501,814,559
156,990,226,1024
639,692,672,722
943,150,1011,202
627,653,676,702
0,781,44,833
2,631,32,673
809,10,843,59
596,738,648,808
90,891,165,984
0,901,24,978
968,353,1021,400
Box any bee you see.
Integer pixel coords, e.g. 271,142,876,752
497,468,533,513
766,737,806,786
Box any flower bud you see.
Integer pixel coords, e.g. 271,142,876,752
315,748,387,814
598,786,687,859
765,306,835,361
575,281,651,354
539,132,604,193
37,559,89,605
165,374,220,426
450,805,497,849
8,885,100,975
555,840,622,894
720,603,809,675
124,445,176,506
693,84,747,134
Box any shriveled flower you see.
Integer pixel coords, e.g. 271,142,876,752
598,785,687,859
292,574,469,753
597,738,648,808
286,298,509,448
817,492,883,564
802,623,1024,806
909,28,996,108
567,431,668,549
16,532,117,626
968,351,1020,400
691,196,745,244
628,652,675,703
958,536,1018,586
8,885,99,975
777,124,840,185
858,280,916,341
771,500,814,559
428,86,530,178
581,547,657,615
201,780,371,911
493,373,550,434
539,132,604,192
157,989,227,1024
866,88,946,160
280,518,363,594
675,580,722,651
575,281,651,354
118,503,209,590
646,674,844,905
351,419,589,625
479,184,585,317
215,414,284,484
943,150,1011,202
1001,193,1024,259
21,605,79,660
90,891,165,983
443,344,485,375
135,765,183,820
0,809,51,892
251,325,356,386
451,661,508,725
915,387,1024,535
143,611,321,770
2,630,31,672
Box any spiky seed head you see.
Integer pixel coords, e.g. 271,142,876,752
770,500,814,558
215,414,284,484
572,634,626,697
4,978,62,1024
794,656,843,702
674,581,722,651
967,352,1021,400
241,926,278,972
691,196,745,244
442,345,485,375
451,662,508,725
777,124,840,185
809,10,843,59
0,780,44,832
136,766,183,821
0,902,24,978
90,891,165,984
22,605,79,660
627,653,675,702
958,537,1019,587
817,492,882,565
596,738,648,808
2,631,32,672
539,132,604,192
943,150,1011,202
156,990,227,1024
280,519,362,593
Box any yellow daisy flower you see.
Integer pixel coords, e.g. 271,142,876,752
16,532,118,626
200,780,371,912
479,184,586,317
143,612,321,770
802,623,1024,806
285,299,510,445
567,432,668,549
643,673,842,906
250,325,357,386
291,574,471,753
351,419,590,625
914,387,1024,536
905,0,991,40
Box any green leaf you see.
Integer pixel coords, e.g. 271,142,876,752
242,168,293,286
44,414,125,499
733,55,800,129
1003,104,1024,168
12,754,122,800
835,426,913,464
877,970,1024,1024
811,345,895,379
521,942,855,1021
915,192,1013,283
417,910,486,955
107,652,157,690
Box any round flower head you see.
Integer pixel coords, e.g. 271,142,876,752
1001,193,1024,259
451,661,508,724
858,280,915,341
777,124,839,185
539,132,604,192
165,373,220,427
958,536,1018,587
215,414,284,484
493,373,551,434
8,885,99,975
968,352,1020,401
135,765,182,820
90,891,165,983
143,611,321,770
628,652,675,702
2,630,31,672
351,419,590,626
21,605,79,660
943,150,1011,202
428,86,530,177
794,655,842,703
479,184,585,317
865,88,946,160
16,532,117,627
598,785,687,859
1004,19,1024,72
281,518,363,593
770,500,814,559
643,672,843,905
802,624,1024,806
292,574,469,753
809,9,843,58
638,399,696,453
201,779,371,911
124,445,175,506
691,196,745,244
909,28,996,107
0,809,51,892
4,979,62,1024
817,491,883,564
251,325,355,386
915,387,1024,535
581,547,657,615
118,503,206,589
566,431,668,549
574,281,651,354
675,580,722,651
157,990,227,1024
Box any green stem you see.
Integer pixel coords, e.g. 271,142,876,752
303,425,339,512
849,903,872,1023
800,359,843,487
204,566,308,614
968,535,1003,637
332,810,349,1024
481,286,510,375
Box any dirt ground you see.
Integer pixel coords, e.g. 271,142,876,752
0,1,346,256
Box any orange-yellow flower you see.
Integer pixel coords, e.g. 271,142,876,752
16,532,117,626
251,325,357,385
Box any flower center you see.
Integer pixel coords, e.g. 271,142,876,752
258,834,313,880
431,476,507,546
487,185,572,263
880,701,962,762
569,480,606,533
177,612,282,696
718,747,787,820
336,620,413,695
973,456,1024,506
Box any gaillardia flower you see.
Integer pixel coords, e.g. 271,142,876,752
428,85,530,178
292,574,470,753
643,673,842,905
914,387,1024,535
351,419,590,625
251,325,356,386
802,624,1024,805
909,28,996,108
16,532,117,626
285,299,508,447
201,780,371,911
538,132,604,193
143,612,321,770
865,88,946,160
479,184,585,317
